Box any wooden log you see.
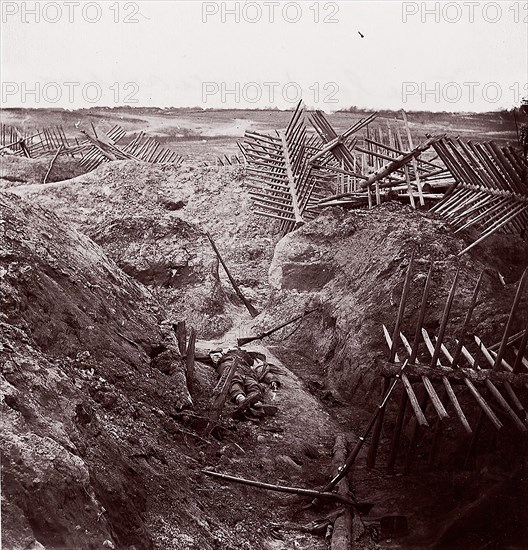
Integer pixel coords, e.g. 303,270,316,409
381,362,528,388
331,435,353,550
186,328,197,397
358,138,437,191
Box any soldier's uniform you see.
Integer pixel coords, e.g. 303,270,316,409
211,348,280,415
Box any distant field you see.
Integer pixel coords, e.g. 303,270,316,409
0,107,519,162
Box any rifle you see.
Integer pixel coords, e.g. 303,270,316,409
237,308,319,347
321,359,408,493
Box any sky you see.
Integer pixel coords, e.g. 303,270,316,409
1,0,527,112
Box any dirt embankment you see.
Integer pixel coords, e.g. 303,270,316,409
0,192,196,549
1,190,366,550
9,161,279,338
256,203,528,402
0,154,87,187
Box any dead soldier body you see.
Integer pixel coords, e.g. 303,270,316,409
210,348,280,419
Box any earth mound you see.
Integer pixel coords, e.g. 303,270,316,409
0,154,87,187
0,192,195,549
257,203,528,401
12,160,279,337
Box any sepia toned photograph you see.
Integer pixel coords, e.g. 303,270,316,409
1,1,527,549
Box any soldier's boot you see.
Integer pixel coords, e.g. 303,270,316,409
233,391,261,417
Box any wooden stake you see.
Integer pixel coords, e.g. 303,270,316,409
43,145,63,184
493,268,528,371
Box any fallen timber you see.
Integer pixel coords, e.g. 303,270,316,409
381,362,528,388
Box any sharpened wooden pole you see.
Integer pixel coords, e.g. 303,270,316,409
493,268,528,371
43,145,63,184
387,263,434,474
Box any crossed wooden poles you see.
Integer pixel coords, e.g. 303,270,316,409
0,123,184,174
0,123,72,159
430,137,528,256
368,254,528,474
77,125,183,171
244,101,329,233
245,104,456,233
204,260,528,513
